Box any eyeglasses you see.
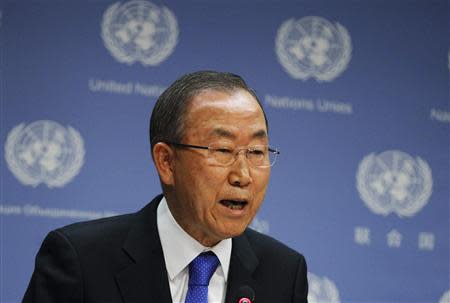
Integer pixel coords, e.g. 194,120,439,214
166,142,280,168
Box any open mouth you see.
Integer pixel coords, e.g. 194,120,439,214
219,199,248,210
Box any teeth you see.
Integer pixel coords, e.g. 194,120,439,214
220,200,246,210
229,203,244,210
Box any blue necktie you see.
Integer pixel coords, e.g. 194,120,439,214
185,251,219,303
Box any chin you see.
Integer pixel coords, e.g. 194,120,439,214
219,225,248,239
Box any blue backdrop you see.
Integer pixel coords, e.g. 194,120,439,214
1,1,449,302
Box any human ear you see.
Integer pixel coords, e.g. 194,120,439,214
152,142,175,186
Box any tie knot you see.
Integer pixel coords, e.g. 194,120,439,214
188,251,219,286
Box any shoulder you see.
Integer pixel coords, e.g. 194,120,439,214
53,212,135,249
53,195,161,250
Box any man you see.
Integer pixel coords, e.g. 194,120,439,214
23,71,308,303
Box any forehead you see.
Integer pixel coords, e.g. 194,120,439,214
183,89,267,140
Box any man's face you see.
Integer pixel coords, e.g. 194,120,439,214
167,89,270,247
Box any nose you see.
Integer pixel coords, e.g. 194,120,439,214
228,153,252,187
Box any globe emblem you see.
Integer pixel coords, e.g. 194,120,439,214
307,272,340,303
5,121,85,188
356,150,432,218
275,16,352,81
440,290,450,303
102,1,178,66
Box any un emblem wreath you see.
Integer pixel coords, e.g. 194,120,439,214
356,150,432,218
102,1,178,66
307,272,340,303
5,120,85,188
440,290,450,303
276,16,351,82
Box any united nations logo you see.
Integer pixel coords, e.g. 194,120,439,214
5,121,85,188
101,1,178,66
440,290,450,303
275,16,351,82
308,272,340,303
356,150,432,218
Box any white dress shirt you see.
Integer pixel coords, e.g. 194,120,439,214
157,197,232,303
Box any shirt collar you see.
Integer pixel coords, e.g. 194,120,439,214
157,197,232,281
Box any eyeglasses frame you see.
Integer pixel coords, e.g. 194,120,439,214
164,141,280,167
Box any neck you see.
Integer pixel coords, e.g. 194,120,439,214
164,194,221,247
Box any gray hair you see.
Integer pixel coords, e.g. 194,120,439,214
149,70,268,151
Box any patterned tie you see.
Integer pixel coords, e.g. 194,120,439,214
185,251,220,303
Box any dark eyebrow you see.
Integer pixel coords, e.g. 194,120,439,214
252,129,268,139
212,128,235,139
211,128,267,139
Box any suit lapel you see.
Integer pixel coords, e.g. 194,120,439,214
114,196,261,303
225,231,259,303
115,195,172,303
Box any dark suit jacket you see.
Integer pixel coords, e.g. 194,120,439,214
23,195,308,303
